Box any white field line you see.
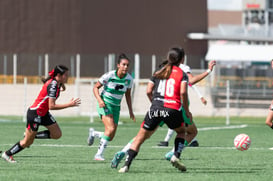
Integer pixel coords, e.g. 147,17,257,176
0,124,263,150
198,124,248,131
0,144,269,151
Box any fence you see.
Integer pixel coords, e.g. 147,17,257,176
0,75,215,119
0,59,271,123
0,53,165,84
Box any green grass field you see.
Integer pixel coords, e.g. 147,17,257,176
0,115,273,181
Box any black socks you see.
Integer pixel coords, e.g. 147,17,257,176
35,130,51,139
174,137,185,158
6,142,24,156
124,149,138,168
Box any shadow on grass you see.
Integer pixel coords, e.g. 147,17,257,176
185,167,262,174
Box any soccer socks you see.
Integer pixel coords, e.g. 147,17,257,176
164,129,175,142
174,138,185,158
96,135,110,156
35,130,50,139
121,139,134,153
119,149,138,173
94,131,103,138
6,142,24,156
184,140,189,146
124,149,138,168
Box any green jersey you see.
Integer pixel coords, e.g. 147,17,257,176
99,70,133,106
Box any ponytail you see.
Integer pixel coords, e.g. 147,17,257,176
41,65,69,91
154,63,173,79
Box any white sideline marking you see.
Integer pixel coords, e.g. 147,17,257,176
198,124,248,131
0,144,122,148
0,144,270,151
0,119,12,122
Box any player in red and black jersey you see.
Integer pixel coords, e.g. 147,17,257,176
119,47,191,173
1,65,81,163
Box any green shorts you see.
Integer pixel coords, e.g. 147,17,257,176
182,107,193,125
159,121,165,127
96,102,120,124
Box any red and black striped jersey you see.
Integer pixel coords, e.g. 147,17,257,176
150,66,188,110
30,79,60,116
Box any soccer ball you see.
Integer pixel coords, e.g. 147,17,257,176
234,134,251,151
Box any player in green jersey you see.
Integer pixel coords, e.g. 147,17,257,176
87,53,136,161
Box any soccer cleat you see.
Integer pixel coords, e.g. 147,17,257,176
165,151,174,161
170,155,186,172
1,152,16,163
87,128,95,146
157,141,168,147
111,151,125,168
118,166,129,173
189,140,199,147
94,154,105,161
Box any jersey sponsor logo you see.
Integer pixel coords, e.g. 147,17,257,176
154,97,177,104
115,84,124,90
49,80,57,97
148,109,170,119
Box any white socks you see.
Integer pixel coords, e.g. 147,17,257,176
96,137,108,156
164,129,175,142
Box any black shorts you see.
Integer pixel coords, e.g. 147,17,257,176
142,107,184,131
26,109,56,131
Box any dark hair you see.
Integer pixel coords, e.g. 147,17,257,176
168,47,184,65
41,65,69,91
154,47,184,79
117,53,130,64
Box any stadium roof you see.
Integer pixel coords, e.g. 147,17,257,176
205,44,273,62
187,32,273,42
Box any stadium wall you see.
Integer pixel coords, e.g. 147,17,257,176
0,0,208,77
0,82,267,118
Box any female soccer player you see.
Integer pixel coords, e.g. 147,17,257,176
158,60,216,148
1,65,81,163
111,59,216,168
87,53,135,161
118,47,191,173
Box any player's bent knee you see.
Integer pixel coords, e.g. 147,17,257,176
51,132,62,139
194,128,198,135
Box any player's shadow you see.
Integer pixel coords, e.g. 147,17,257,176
135,157,199,161
131,167,262,174
17,155,56,158
189,167,262,174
